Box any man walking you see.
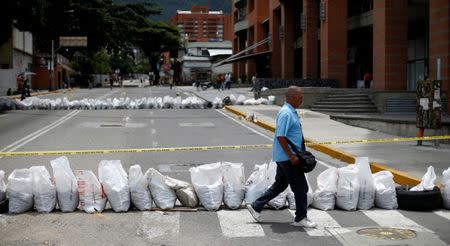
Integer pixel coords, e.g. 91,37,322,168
247,86,316,228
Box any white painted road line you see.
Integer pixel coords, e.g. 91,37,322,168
215,109,272,142
140,211,180,240
0,114,7,118
362,210,434,233
0,110,80,152
217,210,265,238
434,210,450,221
288,209,350,236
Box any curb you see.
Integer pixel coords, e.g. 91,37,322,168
224,105,422,186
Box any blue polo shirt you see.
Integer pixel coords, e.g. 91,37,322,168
272,103,303,162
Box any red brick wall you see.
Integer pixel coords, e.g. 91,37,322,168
281,2,295,79
373,0,408,91
32,67,50,90
320,0,348,87
270,5,282,78
303,0,318,79
429,0,450,113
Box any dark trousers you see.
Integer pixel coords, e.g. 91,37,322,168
252,161,308,222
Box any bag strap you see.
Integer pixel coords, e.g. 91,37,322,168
285,136,306,153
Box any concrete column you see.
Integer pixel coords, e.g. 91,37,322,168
281,2,295,79
238,35,246,79
429,0,450,113
320,0,347,87
373,0,408,91
303,0,318,79
270,8,282,78
247,27,256,77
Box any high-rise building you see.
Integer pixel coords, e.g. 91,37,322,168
229,0,449,113
171,6,232,43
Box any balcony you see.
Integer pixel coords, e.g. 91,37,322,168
234,19,250,33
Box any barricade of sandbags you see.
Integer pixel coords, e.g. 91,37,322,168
145,168,177,209
190,163,224,211
0,170,6,202
410,166,436,191
373,171,398,209
222,162,245,209
50,156,79,212
129,165,153,211
75,170,107,213
30,166,56,213
336,165,360,211
442,167,450,209
7,169,34,213
98,160,130,212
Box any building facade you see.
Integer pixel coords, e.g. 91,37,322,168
231,0,450,112
171,6,232,42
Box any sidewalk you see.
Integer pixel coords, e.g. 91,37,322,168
224,104,450,185
1,88,76,100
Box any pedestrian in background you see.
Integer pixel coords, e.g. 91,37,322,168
225,73,232,90
251,74,257,92
247,86,317,228
364,71,371,89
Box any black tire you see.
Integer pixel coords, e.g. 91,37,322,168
201,85,208,91
396,186,442,211
0,199,8,214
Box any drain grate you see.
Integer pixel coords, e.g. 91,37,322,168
357,228,417,240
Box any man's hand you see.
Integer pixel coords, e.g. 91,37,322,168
289,154,300,166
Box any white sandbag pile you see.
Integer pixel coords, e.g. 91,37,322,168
30,166,56,213
7,169,34,213
244,164,268,204
213,97,223,109
0,170,6,202
356,157,375,210
75,170,107,213
336,165,360,211
190,163,224,211
222,162,245,209
442,167,450,209
129,165,152,211
373,171,398,209
50,156,79,212
16,95,207,110
145,168,177,209
165,176,198,208
98,160,130,212
312,167,338,211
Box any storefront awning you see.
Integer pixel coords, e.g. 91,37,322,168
208,49,232,56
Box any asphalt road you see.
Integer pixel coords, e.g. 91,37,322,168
0,87,449,246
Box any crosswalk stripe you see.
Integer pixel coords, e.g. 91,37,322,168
289,209,350,236
362,210,433,233
434,210,450,221
217,210,265,238
140,211,180,240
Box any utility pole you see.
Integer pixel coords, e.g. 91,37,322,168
50,40,55,91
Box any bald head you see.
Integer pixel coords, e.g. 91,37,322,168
285,86,304,108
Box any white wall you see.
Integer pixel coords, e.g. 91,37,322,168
0,69,15,96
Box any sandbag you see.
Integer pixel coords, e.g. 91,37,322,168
7,169,34,213
129,165,152,211
312,167,338,211
336,165,360,211
30,166,56,213
267,162,286,209
164,176,198,208
222,162,245,209
356,157,375,210
441,167,450,209
0,170,6,202
145,168,176,209
50,156,79,212
244,164,268,204
98,160,130,212
190,162,223,211
373,171,398,209
410,166,436,191
75,170,107,213
236,95,246,105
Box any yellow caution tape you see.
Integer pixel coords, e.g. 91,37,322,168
0,144,273,157
306,135,450,146
0,135,448,157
